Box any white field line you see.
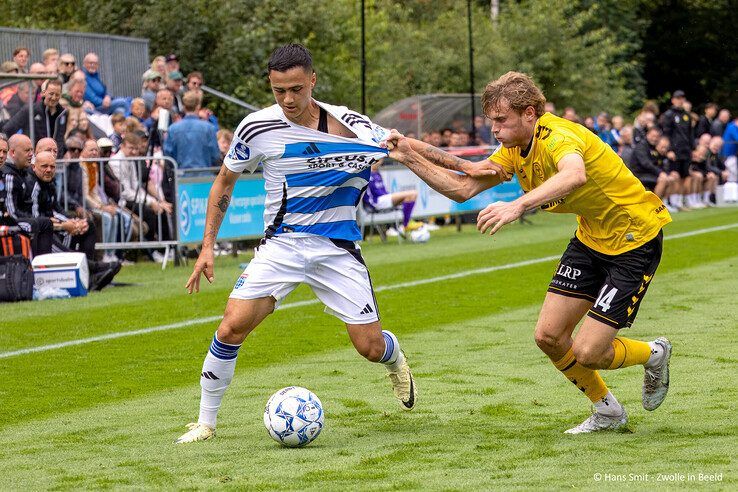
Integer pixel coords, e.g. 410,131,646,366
2,222,736,360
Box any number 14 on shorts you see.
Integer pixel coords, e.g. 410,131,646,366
595,284,618,312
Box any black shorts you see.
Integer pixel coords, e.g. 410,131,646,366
668,159,691,178
547,231,663,329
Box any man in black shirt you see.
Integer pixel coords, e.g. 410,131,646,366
661,90,694,209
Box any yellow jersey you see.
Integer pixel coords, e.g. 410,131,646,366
489,112,671,255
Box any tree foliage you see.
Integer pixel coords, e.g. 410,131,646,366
6,0,734,127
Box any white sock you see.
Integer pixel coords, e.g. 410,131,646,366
379,330,405,372
594,391,623,416
703,191,711,202
198,334,242,428
645,341,664,368
669,194,680,207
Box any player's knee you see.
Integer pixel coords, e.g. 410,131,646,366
572,343,604,369
534,327,564,353
217,310,252,344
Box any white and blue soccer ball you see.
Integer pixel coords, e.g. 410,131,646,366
409,224,431,243
264,386,324,447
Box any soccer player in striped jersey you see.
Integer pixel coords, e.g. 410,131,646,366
386,72,673,434
176,44,416,444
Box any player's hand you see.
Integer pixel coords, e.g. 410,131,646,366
477,200,526,235
186,249,215,294
385,129,413,162
461,160,508,180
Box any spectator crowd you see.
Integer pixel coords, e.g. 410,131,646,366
2,44,737,271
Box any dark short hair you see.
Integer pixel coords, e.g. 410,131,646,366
267,44,313,73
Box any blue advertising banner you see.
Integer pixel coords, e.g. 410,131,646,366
178,178,267,243
449,176,524,213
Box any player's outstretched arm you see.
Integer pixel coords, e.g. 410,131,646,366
405,137,507,179
387,131,502,202
186,165,240,294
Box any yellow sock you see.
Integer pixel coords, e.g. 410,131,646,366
608,337,651,369
553,348,609,403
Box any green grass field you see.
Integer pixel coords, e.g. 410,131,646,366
1,208,737,490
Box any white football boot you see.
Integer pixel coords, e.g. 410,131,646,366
175,422,215,444
565,407,629,434
643,337,672,411
387,353,417,411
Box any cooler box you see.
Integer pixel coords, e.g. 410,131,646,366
32,252,89,297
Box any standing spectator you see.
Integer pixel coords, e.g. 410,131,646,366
720,115,738,202
696,103,717,139
12,47,29,73
596,113,617,151
145,88,177,152
711,109,730,137
141,69,162,112
3,78,67,156
186,71,204,98
216,129,233,162
661,90,694,208
164,91,220,171
166,71,185,115
165,54,180,74
0,61,20,105
81,52,128,114
57,53,76,85
562,107,579,123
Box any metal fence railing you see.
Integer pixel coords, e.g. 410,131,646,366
55,155,180,267
0,27,149,98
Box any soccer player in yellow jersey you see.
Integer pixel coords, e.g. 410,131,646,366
385,71,673,433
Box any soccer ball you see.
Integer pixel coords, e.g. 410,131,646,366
409,224,430,243
263,386,324,447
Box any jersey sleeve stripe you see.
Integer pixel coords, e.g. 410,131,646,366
239,122,290,142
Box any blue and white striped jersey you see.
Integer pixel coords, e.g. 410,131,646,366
224,101,389,241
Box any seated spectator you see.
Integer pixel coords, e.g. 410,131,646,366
3,82,30,120
544,101,556,115
109,113,126,151
25,150,120,289
80,138,132,261
705,136,729,189
633,110,656,144
720,115,738,200
57,53,76,85
81,52,129,114
130,97,148,124
12,46,29,73
618,125,634,164
28,63,48,103
583,116,596,133
627,127,674,209
35,137,58,157
43,49,59,68
656,136,689,212
163,91,220,172
109,133,167,244
440,128,453,147
1,134,55,255
58,135,88,217
216,129,234,162
65,109,95,142
686,145,710,208
363,159,419,236
61,76,86,109
3,78,67,156
0,61,20,105
473,115,492,145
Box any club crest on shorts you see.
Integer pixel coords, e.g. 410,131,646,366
234,273,249,289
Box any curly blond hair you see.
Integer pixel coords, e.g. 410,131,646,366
481,71,546,117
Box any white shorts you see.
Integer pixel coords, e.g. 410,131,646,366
374,193,394,211
229,235,379,324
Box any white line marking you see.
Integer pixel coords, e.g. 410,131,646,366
2,222,737,360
